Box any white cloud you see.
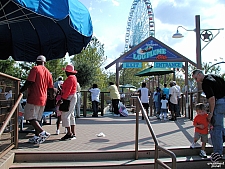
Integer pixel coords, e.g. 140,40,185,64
79,0,225,72
112,0,119,6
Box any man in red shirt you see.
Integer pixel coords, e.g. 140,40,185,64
20,55,54,144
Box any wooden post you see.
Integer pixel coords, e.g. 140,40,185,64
83,91,87,117
101,92,104,116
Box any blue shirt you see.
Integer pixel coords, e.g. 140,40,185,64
162,88,169,99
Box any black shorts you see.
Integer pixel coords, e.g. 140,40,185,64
142,103,149,111
169,102,177,112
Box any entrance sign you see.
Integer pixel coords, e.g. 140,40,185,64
105,36,197,70
154,62,183,68
121,39,183,62
122,62,142,68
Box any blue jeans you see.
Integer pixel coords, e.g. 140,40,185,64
210,97,225,155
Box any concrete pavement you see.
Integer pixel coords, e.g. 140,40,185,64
17,112,206,152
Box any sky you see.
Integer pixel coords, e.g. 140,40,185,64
78,0,225,73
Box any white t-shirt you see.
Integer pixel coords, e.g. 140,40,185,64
161,99,168,109
137,87,149,103
89,88,100,102
169,86,178,104
175,85,181,98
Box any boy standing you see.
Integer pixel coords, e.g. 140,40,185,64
190,103,209,158
89,84,101,117
160,94,168,120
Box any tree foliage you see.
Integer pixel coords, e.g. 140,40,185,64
0,58,33,82
70,36,107,89
119,62,150,88
45,58,67,82
0,57,16,76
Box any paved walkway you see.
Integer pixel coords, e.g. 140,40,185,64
16,112,205,152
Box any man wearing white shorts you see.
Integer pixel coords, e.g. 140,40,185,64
20,55,54,144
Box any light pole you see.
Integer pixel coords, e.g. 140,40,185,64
172,15,224,102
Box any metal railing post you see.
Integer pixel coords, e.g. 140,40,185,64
135,102,139,160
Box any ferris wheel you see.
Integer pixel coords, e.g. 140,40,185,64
124,0,155,52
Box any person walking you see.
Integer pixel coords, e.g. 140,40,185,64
74,81,81,118
20,55,54,144
89,84,100,117
160,94,168,120
173,81,181,117
169,81,178,121
108,82,120,117
154,87,161,119
55,81,64,135
192,69,225,162
60,65,78,140
190,103,208,158
137,82,150,120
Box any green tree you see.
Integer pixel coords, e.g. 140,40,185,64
119,62,149,88
203,62,221,74
0,57,16,76
45,58,67,82
70,37,107,89
184,62,222,92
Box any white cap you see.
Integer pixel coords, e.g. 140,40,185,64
36,55,46,62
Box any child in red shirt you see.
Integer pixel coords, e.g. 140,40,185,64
190,103,209,158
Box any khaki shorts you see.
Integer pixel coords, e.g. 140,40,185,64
24,103,45,121
194,132,208,143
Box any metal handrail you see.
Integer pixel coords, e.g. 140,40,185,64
0,93,23,136
132,96,177,169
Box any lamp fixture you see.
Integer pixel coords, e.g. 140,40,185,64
172,26,194,38
172,30,184,38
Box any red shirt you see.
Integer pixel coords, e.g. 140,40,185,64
193,114,208,134
61,75,77,99
27,65,53,106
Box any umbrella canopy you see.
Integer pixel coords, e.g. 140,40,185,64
0,0,93,62
120,84,136,89
135,67,174,77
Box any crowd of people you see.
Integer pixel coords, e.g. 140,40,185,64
19,55,225,163
136,81,181,122
19,55,124,144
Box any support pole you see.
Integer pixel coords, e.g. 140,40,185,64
195,15,202,102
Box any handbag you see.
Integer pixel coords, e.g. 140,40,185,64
59,99,70,111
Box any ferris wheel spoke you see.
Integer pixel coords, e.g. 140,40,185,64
124,0,155,52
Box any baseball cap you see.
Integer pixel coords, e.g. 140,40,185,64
36,55,46,62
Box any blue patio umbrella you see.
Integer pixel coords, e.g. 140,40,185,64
0,0,93,61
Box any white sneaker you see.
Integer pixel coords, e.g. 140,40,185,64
38,131,50,144
114,114,120,117
190,142,196,149
70,135,77,140
56,130,60,135
28,136,39,144
199,150,207,158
